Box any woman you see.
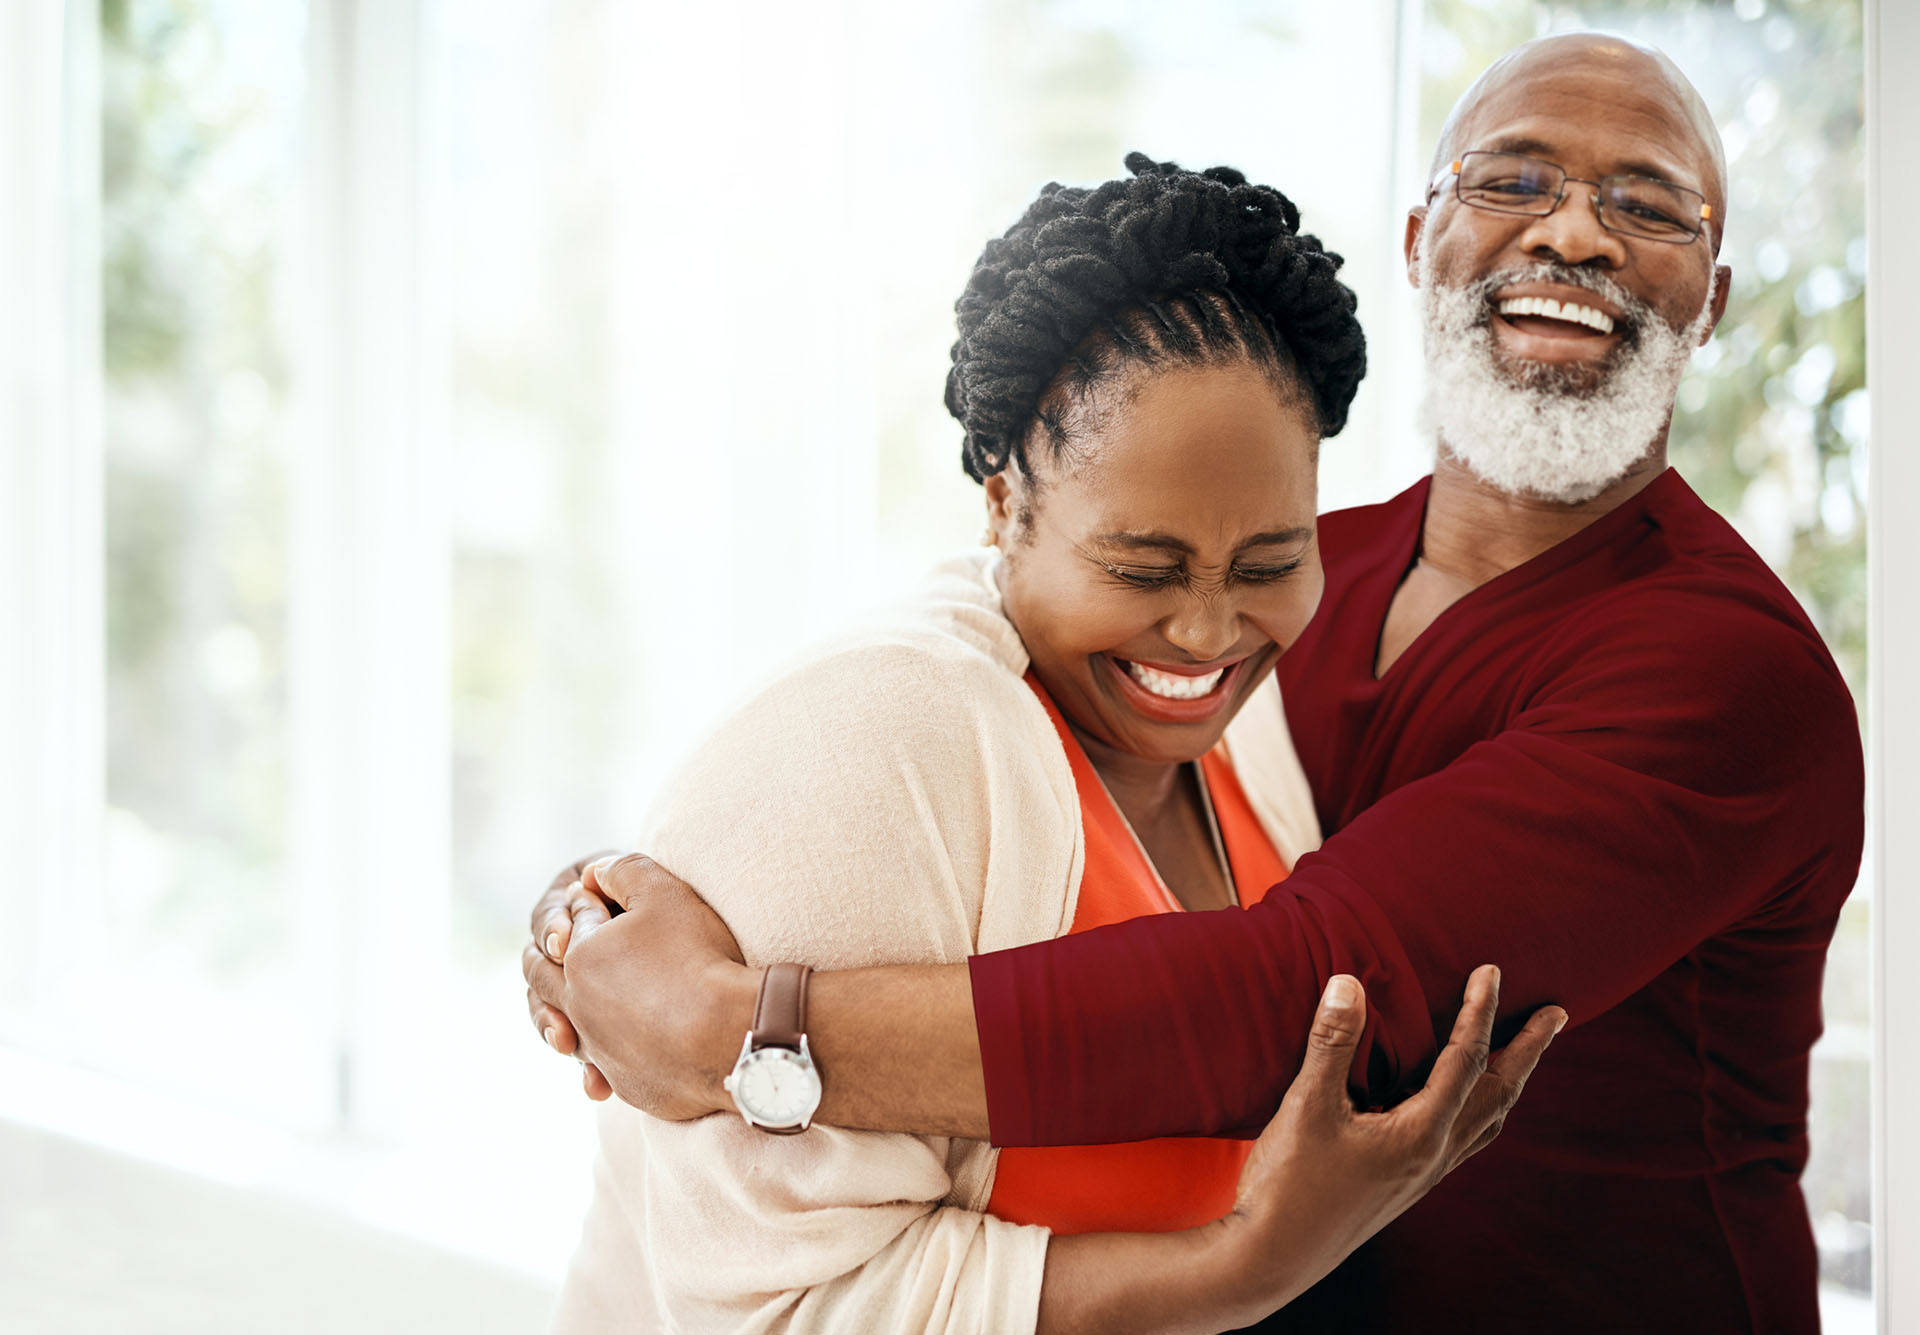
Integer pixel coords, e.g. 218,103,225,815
537,155,1560,1333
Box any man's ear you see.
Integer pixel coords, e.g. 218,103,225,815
1404,206,1429,289
1702,263,1733,345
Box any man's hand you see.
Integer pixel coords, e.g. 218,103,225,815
523,853,755,1119
524,851,623,1100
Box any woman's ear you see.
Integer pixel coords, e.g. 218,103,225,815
983,471,1018,547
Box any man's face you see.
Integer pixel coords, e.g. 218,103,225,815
1406,41,1733,503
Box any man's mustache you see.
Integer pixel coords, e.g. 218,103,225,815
1463,262,1649,340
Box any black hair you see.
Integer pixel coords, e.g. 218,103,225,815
946,152,1366,484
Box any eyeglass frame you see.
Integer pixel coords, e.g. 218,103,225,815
1426,149,1713,246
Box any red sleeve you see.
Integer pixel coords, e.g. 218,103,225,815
970,594,1864,1147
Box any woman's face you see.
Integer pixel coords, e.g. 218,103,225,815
986,361,1323,767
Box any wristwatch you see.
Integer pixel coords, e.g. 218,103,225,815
722,963,822,1134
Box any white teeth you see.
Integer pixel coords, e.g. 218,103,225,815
1496,295,1615,334
1126,661,1225,700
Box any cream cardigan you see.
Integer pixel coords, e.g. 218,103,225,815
548,550,1319,1335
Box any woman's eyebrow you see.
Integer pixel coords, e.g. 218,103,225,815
1238,528,1315,549
1091,528,1313,554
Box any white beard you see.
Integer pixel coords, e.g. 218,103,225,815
1417,242,1717,505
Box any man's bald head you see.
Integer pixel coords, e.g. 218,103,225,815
1430,33,1728,246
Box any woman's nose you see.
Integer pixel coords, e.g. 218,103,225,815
1161,597,1242,662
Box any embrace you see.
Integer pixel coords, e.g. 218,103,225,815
522,32,1862,1335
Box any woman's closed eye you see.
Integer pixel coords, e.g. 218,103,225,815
1100,558,1305,590
1103,563,1184,590
1232,558,1306,584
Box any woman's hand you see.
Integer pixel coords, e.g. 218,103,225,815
524,850,623,1101
1213,965,1563,1326
1034,966,1561,1334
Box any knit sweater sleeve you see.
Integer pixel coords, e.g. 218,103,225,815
555,619,1079,1334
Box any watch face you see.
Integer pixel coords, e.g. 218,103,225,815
730,1047,821,1127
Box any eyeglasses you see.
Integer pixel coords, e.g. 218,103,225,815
1430,150,1711,245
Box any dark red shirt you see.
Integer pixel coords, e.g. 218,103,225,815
969,470,1864,1333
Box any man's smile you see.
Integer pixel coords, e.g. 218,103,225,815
1489,281,1626,364
1497,295,1613,334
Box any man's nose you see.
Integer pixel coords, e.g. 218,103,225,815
1516,181,1629,269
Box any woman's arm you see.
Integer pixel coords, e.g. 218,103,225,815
547,634,1078,1331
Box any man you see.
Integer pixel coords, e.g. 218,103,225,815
525,33,1861,1333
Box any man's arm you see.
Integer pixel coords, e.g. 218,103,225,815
531,601,1861,1144
530,932,1563,1332
968,604,1863,1146
539,856,1404,1143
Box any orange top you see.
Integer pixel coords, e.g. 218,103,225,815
985,674,1290,1236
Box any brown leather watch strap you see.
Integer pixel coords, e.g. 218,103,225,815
750,962,812,1051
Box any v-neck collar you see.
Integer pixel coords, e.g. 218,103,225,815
1366,468,1678,685
1081,754,1236,913
1025,674,1234,913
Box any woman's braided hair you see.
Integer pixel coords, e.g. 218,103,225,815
946,152,1366,484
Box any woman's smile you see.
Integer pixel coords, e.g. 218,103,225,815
1100,651,1265,725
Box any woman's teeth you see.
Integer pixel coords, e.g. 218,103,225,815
1126,661,1225,700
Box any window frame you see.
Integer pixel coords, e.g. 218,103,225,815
0,0,105,1038
1865,1,1915,1328
287,0,453,1137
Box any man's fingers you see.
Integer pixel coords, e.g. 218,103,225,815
582,1061,613,1102
537,877,610,962
528,997,579,1055
541,887,579,961
1405,964,1499,1122
531,884,572,961
565,877,614,952
533,850,622,955
583,852,672,914
1288,975,1367,1118
523,939,570,1014
545,859,582,897
547,849,620,897
522,939,580,1053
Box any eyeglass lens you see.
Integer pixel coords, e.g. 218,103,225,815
1456,151,1702,242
